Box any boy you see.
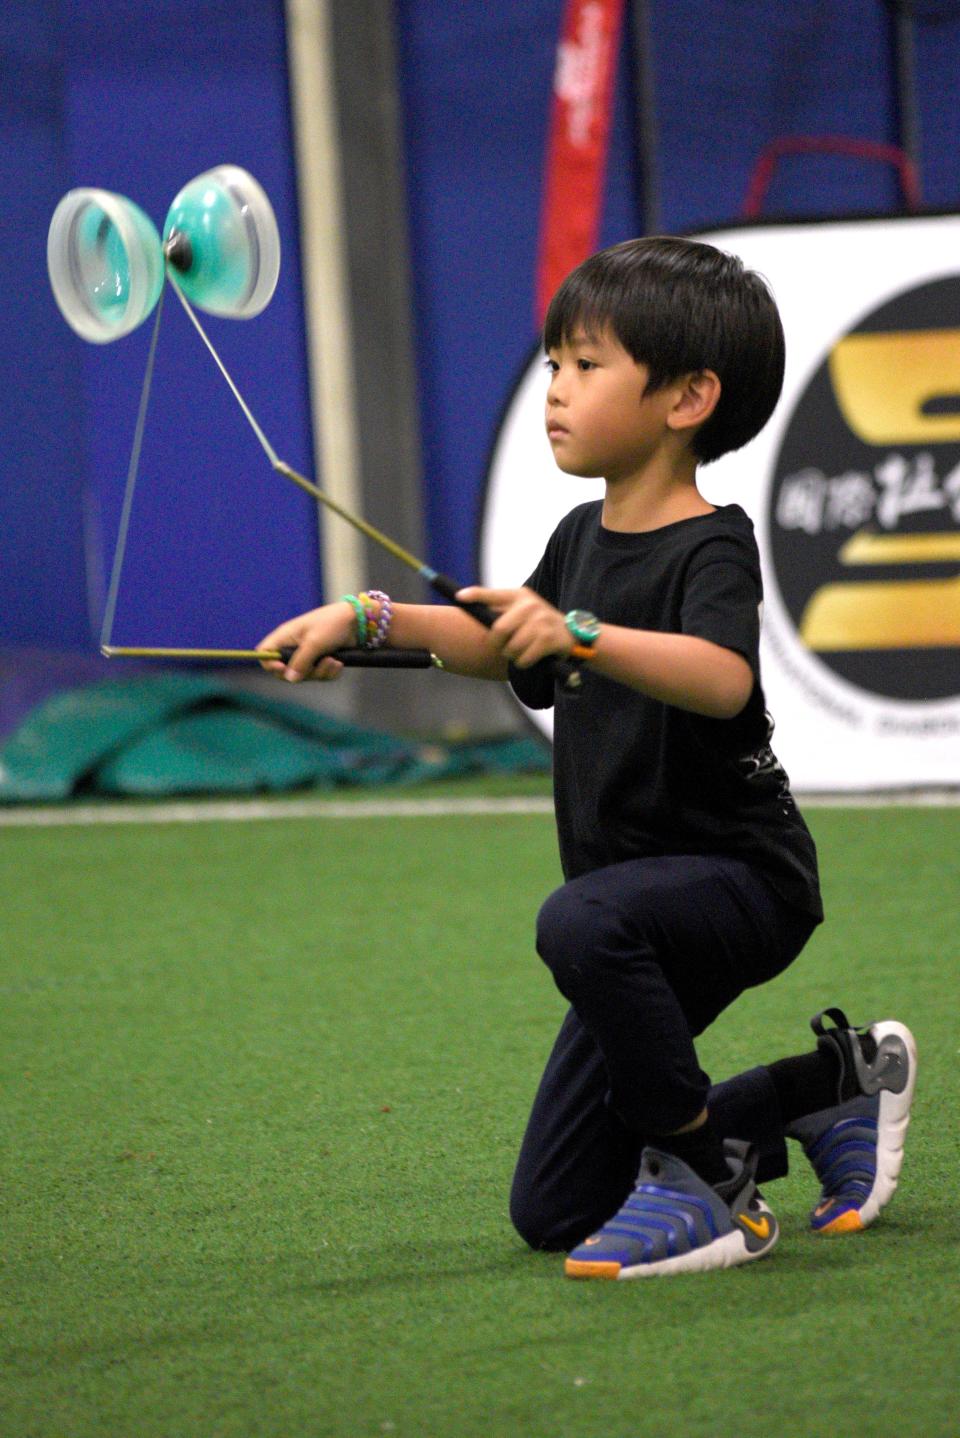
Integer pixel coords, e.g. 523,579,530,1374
258,237,916,1278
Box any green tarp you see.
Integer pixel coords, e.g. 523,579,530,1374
0,674,548,803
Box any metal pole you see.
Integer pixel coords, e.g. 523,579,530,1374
889,1,923,195
284,0,365,601
628,0,661,234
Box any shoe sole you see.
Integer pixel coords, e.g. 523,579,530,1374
816,1019,917,1235
566,1205,779,1279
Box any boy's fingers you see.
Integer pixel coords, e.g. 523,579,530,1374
256,630,301,672
505,624,552,667
256,644,287,673
256,630,342,681
502,607,574,666
282,637,330,680
256,621,297,651
312,656,344,682
455,586,519,610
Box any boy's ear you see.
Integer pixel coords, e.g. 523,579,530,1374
667,370,721,436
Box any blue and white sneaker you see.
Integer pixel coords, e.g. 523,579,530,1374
788,1008,917,1236
565,1139,778,1279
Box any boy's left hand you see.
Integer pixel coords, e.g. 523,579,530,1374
456,586,572,668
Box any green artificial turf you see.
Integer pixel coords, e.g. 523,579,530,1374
1,797,958,1437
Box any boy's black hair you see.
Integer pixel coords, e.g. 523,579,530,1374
542,236,785,464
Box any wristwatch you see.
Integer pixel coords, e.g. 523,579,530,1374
565,609,602,647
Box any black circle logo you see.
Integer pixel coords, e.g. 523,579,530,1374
769,276,960,701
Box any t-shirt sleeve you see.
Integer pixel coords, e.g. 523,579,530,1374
681,540,763,677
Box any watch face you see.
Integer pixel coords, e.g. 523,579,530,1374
567,610,601,642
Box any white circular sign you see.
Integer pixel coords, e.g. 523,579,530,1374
480,216,960,790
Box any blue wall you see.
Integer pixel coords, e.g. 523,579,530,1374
3,0,960,661
0,1,318,655
1,5,90,649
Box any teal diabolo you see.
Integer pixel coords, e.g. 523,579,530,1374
47,166,280,343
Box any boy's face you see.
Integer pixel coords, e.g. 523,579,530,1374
545,325,680,481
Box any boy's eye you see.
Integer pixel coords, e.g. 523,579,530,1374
543,355,597,374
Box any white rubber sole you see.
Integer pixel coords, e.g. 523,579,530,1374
812,1018,918,1236
617,1225,777,1278
859,1019,918,1228
566,1199,779,1279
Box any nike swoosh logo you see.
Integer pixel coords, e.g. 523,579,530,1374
738,1212,771,1239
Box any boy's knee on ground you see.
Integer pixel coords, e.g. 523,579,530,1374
509,1176,597,1253
509,1183,560,1251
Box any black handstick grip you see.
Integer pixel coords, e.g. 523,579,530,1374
429,572,583,693
278,646,435,669
429,572,501,628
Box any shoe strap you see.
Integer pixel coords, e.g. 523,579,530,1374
810,1008,863,1102
810,1007,853,1039
714,1138,759,1201
810,1007,880,1101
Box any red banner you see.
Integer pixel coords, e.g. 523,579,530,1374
535,0,626,326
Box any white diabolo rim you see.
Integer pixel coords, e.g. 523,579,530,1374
47,187,162,344
192,164,281,318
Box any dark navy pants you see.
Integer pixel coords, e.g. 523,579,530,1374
510,853,818,1251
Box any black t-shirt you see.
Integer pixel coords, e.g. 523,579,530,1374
510,501,823,920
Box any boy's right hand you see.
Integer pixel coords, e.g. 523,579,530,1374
256,601,358,682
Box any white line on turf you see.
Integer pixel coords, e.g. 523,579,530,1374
0,795,556,828
0,789,956,829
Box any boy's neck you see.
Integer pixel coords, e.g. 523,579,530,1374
601,454,715,533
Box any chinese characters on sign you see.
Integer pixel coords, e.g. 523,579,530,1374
777,453,960,536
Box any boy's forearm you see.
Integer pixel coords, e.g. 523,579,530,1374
388,603,510,680
587,626,753,719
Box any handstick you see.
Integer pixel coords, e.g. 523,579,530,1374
169,282,587,691
101,645,441,669
271,458,589,688
272,462,588,646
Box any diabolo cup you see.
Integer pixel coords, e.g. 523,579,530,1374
47,188,165,344
162,165,280,318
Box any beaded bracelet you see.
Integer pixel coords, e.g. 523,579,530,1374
360,589,393,649
340,594,371,647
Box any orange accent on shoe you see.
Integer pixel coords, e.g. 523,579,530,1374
817,1208,865,1235
738,1212,771,1240
564,1258,622,1279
